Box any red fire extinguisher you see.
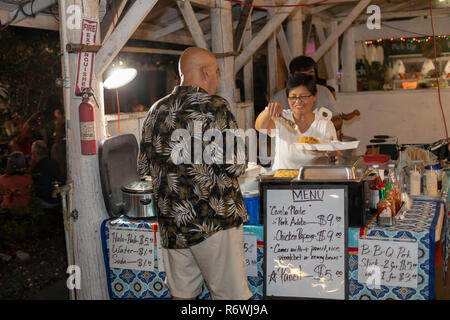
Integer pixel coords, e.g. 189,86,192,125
79,91,97,155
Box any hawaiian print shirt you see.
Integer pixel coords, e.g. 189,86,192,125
138,86,249,249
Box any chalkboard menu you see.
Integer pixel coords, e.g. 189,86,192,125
263,185,348,300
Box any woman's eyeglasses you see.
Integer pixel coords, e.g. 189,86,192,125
288,95,313,102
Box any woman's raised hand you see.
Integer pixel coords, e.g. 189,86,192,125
267,102,283,119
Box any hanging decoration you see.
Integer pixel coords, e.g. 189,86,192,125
364,35,449,45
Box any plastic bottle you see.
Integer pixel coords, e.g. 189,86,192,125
377,187,394,226
410,166,421,196
426,169,438,196
369,165,382,210
387,163,401,212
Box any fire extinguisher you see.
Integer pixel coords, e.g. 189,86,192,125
79,90,97,155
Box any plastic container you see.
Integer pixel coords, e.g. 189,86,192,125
424,164,443,191
410,168,421,196
425,169,438,196
243,190,260,225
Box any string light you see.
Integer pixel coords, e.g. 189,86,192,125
364,35,449,45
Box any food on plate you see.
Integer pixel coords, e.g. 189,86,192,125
273,170,299,178
297,136,320,144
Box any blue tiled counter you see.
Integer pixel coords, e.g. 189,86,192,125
101,218,264,300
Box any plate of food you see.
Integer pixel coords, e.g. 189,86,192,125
294,136,360,151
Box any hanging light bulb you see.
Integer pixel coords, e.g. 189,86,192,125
103,60,137,89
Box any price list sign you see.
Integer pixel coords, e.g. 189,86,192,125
264,187,347,300
109,227,155,271
358,239,418,289
244,234,258,277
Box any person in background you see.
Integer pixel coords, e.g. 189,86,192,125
271,56,342,132
51,108,67,183
0,151,32,210
326,85,337,100
256,74,338,170
30,140,61,209
138,47,251,300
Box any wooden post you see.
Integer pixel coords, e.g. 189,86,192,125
57,0,109,299
211,0,237,117
327,21,339,90
267,8,277,99
286,7,303,58
243,16,254,130
341,26,357,92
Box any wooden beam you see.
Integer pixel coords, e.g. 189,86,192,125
177,0,209,49
336,7,450,21
234,0,254,52
211,0,236,117
303,13,313,55
311,0,371,62
95,0,158,78
286,7,303,58
243,17,254,103
66,44,183,55
133,22,195,45
267,1,292,71
341,26,356,92
252,0,357,5
8,0,56,24
234,0,307,74
153,12,209,39
313,17,334,80
0,10,58,30
190,0,216,8
267,7,278,99
100,0,128,44
353,16,450,41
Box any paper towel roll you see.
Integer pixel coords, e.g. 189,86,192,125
316,107,332,121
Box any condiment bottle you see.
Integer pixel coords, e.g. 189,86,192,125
426,169,438,196
377,187,394,226
387,163,401,212
369,165,382,211
385,181,397,216
410,166,421,196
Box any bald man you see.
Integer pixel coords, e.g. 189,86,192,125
138,47,251,300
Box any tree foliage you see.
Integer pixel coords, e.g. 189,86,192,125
0,27,62,126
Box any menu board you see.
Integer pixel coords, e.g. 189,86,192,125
358,238,418,289
109,227,155,271
264,186,347,300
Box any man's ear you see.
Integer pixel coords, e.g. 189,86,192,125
200,65,209,82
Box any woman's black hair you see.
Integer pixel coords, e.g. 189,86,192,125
285,73,317,97
6,151,27,175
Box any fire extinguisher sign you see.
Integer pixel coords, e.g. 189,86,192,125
75,18,98,96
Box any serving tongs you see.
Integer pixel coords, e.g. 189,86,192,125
278,115,299,133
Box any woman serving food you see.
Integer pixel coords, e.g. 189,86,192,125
255,74,337,171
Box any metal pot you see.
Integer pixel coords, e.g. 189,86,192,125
121,178,155,218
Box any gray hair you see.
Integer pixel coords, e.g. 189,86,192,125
32,140,48,156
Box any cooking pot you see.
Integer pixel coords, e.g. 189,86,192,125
121,178,155,218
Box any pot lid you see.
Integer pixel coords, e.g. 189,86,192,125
121,179,153,194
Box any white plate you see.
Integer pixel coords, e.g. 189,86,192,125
294,140,360,151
